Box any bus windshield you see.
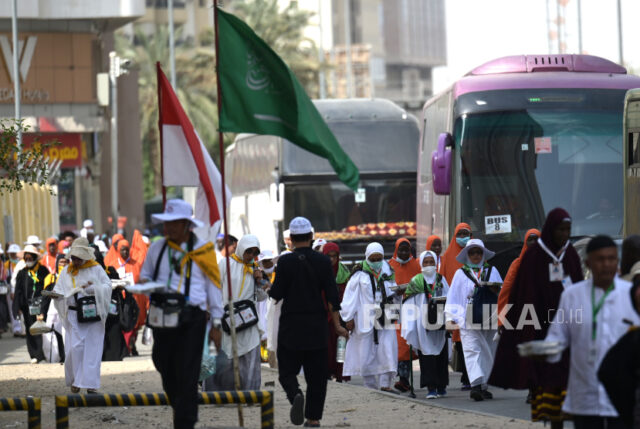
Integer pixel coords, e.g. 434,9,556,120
457,109,622,241
284,179,416,239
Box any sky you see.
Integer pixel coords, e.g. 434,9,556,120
432,0,640,93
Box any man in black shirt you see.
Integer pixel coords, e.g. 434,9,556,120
270,217,349,427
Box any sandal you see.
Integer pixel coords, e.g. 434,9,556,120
70,386,80,393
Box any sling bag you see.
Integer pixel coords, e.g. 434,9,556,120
423,273,445,330
147,236,194,329
73,294,101,323
368,271,394,345
462,265,497,326
221,257,261,334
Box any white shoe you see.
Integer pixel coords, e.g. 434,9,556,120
30,358,38,364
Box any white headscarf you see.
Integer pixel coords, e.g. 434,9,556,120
419,250,438,282
235,234,260,259
365,242,384,261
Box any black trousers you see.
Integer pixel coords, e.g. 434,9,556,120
573,415,630,429
152,307,206,429
22,309,45,361
454,341,470,385
277,344,328,421
418,342,449,390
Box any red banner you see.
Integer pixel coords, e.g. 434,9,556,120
23,133,82,168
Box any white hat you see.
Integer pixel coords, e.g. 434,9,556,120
24,235,41,246
313,238,327,249
258,250,278,263
151,199,204,228
289,217,313,235
622,260,640,282
68,237,96,261
95,239,109,254
7,244,20,254
22,244,40,258
456,238,495,264
83,219,94,228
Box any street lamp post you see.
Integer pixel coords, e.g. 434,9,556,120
109,51,129,235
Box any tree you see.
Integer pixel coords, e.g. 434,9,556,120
117,0,321,200
0,120,58,195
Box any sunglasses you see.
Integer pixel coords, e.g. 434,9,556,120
467,248,483,256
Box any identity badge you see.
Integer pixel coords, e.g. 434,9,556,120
549,263,564,282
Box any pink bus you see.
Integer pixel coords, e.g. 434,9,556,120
417,54,640,275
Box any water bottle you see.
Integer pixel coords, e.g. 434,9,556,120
336,336,347,363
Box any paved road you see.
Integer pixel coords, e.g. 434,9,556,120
347,362,532,422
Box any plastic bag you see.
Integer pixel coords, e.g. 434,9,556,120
141,326,153,346
42,330,61,363
29,320,51,336
199,328,216,381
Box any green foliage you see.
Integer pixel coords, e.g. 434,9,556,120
116,0,320,200
0,120,58,195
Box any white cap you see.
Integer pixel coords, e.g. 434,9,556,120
24,235,41,246
83,219,94,228
95,240,109,254
151,199,204,228
313,238,327,249
289,217,313,235
7,244,20,254
258,250,278,263
142,236,150,245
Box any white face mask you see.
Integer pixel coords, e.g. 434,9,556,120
422,266,436,277
395,256,410,264
262,266,275,275
25,260,36,268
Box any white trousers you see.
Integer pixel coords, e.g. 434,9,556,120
459,328,497,387
363,371,396,390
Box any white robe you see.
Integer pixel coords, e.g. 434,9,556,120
401,275,449,356
219,236,267,358
340,263,398,377
53,264,111,389
444,266,502,386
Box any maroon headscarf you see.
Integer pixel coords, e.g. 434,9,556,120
540,207,572,253
323,242,340,276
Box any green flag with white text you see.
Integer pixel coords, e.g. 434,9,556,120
216,7,360,191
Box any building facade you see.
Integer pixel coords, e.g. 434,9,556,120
0,1,145,240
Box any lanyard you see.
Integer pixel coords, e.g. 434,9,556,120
591,282,614,341
28,268,39,292
538,238,569,265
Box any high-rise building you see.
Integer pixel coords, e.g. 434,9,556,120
331,0,446,111
0,1,146,235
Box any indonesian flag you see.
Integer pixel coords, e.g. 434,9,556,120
157,63,230,233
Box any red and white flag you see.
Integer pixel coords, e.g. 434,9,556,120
157,63,230,233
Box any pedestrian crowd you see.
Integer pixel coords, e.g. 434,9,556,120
1,201,639,429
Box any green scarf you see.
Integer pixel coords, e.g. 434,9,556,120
336,262,350,284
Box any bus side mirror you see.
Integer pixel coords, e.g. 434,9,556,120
432,132,453,195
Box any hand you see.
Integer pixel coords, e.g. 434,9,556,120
10,293,14,300
139,278,149,284
335,325,349,339
345,319,355,332
253,270,263,282
209,326,222,350
36,314,44,321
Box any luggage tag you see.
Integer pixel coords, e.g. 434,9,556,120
109,299,119,315
29,305,41,315
163,311,179,328
587,344,598,365
0,285,8,295
549,263,564,282
148,305,164,327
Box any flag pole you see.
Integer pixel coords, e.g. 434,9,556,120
156,62,167,206
213,1,244,426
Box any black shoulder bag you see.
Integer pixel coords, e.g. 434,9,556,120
462,265,497,325
221,259,260,334
424,273,445,330
368,271,392,345
147,236,193,329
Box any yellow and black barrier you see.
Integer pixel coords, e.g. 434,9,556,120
55,390,274,429
0,396,41,429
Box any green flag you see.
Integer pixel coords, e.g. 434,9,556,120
216,7,360,191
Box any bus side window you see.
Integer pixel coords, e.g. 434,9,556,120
631,132,640,166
